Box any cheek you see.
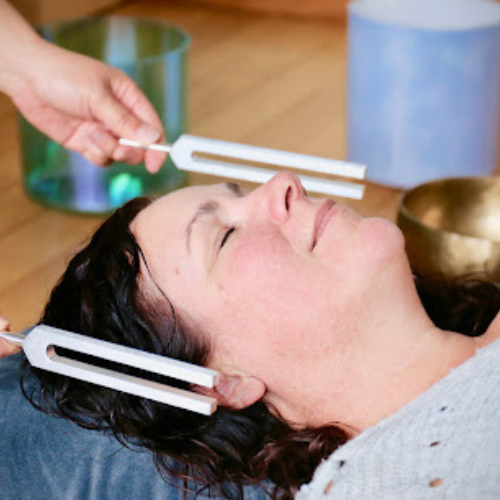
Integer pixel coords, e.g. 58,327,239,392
228,233,285,277
232,221,334,285
212,231,327,360
223,231,310,313
319,218,406,318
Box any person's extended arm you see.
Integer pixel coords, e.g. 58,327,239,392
0,0,166,172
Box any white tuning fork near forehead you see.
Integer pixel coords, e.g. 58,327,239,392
0,325,219,416
119,135,366,200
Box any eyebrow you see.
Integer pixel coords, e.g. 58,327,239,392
225,182,243,197
185,183,243,253
185,201,219,254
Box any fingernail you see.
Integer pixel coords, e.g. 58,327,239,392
136,124,161,143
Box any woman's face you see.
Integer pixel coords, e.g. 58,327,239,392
132,173,405,415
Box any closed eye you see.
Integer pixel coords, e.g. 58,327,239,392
220,227,235,248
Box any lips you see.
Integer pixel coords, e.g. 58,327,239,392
311,200,337,250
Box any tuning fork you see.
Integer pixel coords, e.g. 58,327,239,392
119,135,366,200
0,325,219,415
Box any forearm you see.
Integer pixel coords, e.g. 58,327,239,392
0,0,46,96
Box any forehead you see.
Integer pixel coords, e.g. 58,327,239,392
130,184,232,274
133,183,217,239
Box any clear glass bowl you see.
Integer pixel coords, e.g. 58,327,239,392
20,17,190,214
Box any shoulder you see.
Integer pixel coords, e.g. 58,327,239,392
297,334,500,499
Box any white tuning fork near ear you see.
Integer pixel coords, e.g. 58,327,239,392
119,135,366,200
0,325,219,416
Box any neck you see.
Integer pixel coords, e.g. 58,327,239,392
352,327,478,432
270,256,496,436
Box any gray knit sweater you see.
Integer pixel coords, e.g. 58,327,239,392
297,335,500,500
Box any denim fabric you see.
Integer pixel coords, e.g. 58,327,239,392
0,354,271,500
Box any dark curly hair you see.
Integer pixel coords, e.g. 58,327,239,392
21,196,500,499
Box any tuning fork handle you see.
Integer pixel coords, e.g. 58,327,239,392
0,325,218,415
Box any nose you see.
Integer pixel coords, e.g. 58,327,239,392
256,172,306,224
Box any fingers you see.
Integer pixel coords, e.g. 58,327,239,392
113,144,145,166
144,149,169,174
0,340,20,358
106,73,169,173
88,84,169,171
78,69,169,171
0,314,20,359
0,314,10,332
86,127,143,166
74,124,144,167
82,128,167,171
92,83,163,145
88,128,119,164
83,127,116,166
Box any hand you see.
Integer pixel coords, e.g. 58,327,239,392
0,314,20,359
9,40,167,173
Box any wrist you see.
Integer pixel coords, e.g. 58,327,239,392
0,33,48,97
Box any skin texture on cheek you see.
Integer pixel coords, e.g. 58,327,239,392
222,229,314,317
209,229,339,378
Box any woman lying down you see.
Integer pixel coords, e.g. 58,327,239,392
9,172,500,499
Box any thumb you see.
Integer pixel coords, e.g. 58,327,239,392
93,92,162,144
0,338,20,356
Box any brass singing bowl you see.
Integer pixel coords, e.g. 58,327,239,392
397,177,500,280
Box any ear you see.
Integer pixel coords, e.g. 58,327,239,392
197,374,266,410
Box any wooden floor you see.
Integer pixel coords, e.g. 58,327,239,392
0,1,436,328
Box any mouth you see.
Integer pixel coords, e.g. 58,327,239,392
311,200,337,250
